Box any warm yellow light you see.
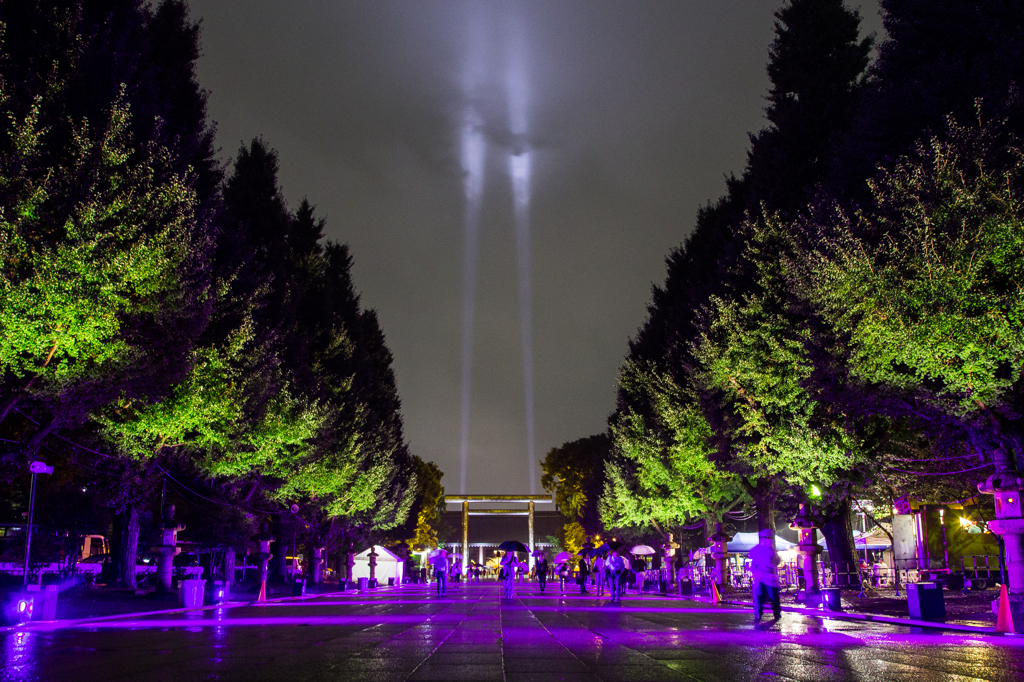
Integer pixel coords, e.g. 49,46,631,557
959,517,973,528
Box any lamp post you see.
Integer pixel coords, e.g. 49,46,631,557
22,461,54,588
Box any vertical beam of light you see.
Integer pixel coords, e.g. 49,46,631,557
507,15,536,495
459,16,487,496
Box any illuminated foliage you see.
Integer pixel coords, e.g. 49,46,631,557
541,434,610,535
805,121,1024,449
696,217,855,492
603,360,742,530
0,84,206,436
405,457,445,551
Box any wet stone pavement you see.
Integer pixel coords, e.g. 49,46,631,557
3,582,1024,681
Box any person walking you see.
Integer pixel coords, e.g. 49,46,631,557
607,549,626,602
501,552,520,599
749,528,782,623
536,554,549,594
577,555,590,595
593,555,606,596
558,561,570,593
430,551,448,597
450,558,463,590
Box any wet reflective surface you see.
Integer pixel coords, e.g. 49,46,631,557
3,583,1023,681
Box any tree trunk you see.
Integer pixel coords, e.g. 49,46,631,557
113,504,140,590
0,394,20,424
273,518,286,581
224,547,236,588
755,492,775,536
742,477,776,536
820,498,859,588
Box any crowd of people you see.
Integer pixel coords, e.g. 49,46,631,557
421,544,668,603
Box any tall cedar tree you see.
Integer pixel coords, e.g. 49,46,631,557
604,1,871,556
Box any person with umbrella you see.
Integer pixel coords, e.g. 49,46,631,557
533,550,548,594
553,551,572,593
577,553,590,594
428,549,449,597
500,551,522,598
497,541,528,599
749,528,782,623
450,555,463,590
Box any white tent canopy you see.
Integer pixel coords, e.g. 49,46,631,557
727,532,796,553
352,545,405,584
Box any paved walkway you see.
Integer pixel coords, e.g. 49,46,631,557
3,582,1023,681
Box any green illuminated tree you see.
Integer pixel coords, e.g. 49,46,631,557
541,434,611,541
0,87,206,456
603,360,744,532
804,119,1024,462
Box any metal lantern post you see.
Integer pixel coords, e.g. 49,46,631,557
22,461,54,588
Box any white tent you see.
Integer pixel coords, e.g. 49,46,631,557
352,545,405,584
727,532,796,553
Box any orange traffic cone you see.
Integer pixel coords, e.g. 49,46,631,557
710,581,723,604
995,584,1015,634
255,579,267,604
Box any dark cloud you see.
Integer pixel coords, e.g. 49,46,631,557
188,0,882,495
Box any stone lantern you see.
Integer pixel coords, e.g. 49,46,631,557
256,521,275,589
368,546,378,585
707,523,733,589
790,503,822,602
150,504,184,594
311,547,325,584
343,542,356,588
661,532,680,560
979,448,1024,629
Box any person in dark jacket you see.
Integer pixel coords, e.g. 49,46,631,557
577,556,590,594
536,555,549,594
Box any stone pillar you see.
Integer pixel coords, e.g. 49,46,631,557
150,504,184,595
708,523,733,589
256,521,275,588
479,546,484,568
791,503,822,602
979,448,1024,629
916,505,931,577
462,500,469,568
368,546,378,583
528,501,535,569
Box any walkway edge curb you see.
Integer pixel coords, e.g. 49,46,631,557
666,591,999,635
0,585,373,632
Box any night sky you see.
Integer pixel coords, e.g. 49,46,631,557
187,1,883,498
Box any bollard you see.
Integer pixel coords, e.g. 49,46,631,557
821,588,843,612
907,582,945,622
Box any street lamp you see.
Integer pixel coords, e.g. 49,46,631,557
23,461,54,588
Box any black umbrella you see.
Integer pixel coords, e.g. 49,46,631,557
588,543,611,558
498,540,529,553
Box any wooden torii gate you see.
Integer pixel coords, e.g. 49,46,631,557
444,494,555,567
